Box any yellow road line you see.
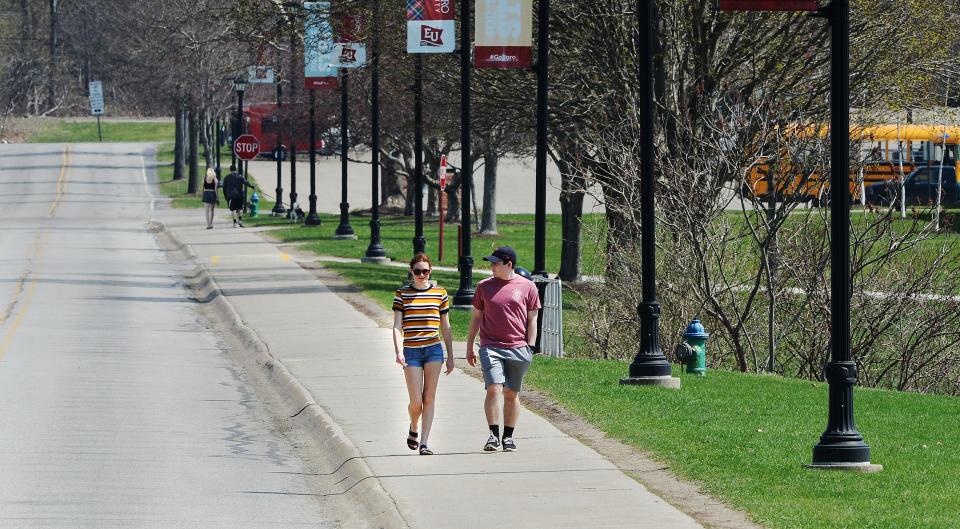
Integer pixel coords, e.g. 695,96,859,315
48,146,70,217
0,233,48,362
0,144,63,359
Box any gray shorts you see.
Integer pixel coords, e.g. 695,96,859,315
479,346,533,392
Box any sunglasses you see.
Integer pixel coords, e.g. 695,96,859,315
412,268,431,276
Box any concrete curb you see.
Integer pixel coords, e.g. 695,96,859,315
148,220,410,529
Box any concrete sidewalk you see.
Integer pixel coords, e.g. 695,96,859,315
154,208,703,529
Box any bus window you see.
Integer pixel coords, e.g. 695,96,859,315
262,117,280,135
913,145,926,163
891,142,908,162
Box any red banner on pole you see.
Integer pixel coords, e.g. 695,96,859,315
304,77,338,90
719,0,818,10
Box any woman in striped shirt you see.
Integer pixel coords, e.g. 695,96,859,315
392,253,454,455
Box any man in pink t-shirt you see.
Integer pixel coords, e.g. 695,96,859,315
466,246,541,452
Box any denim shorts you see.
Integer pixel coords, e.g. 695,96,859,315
404,343,445,368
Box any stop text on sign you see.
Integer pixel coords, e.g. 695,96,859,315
719,0,818,10
234,134,261,161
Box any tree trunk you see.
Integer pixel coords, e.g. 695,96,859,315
426,182,437,216
557,153,584,282
187,106,200,193
47,0,58,110
480,149,498,234
173,104,185,180
446,170,462,223
201,108,212,169
379,149,407,209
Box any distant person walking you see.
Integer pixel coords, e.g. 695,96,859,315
466,246,541,452
221,165,247,227
201,168,218,229
392,254,454,456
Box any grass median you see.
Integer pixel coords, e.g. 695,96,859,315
27,118,174,143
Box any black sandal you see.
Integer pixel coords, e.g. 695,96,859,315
419,445,433,455
407,430,419,450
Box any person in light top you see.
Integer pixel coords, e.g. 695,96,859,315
392,253,454,455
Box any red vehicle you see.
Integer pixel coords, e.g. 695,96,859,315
243,103,327,160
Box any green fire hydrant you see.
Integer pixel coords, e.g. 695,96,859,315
675,319,709,376
249,191,260,217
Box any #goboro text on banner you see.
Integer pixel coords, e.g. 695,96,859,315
304,1,338,89
406,0,456,54
475,0,532,68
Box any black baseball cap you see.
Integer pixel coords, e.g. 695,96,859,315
482,246,517,265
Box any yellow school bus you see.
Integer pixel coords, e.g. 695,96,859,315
745,124,960,205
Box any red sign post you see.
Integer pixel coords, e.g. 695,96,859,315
438,155,448,261
719,0,818,10
234,134,260,161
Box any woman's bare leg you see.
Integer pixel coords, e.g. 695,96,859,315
419,361,443,446
403,366,424,435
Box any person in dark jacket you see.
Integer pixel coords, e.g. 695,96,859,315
221,165,247,227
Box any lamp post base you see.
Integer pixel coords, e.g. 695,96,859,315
272,204,287,215
619,376,681,389
805,462,883,472
303,214,322,226
452,290,476,309
360,256,390,264
333,234,358,240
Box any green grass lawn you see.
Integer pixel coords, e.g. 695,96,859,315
526,357,959,529
28,119,174,143
319,261,486,337
247,211,607,276
317,261,589,355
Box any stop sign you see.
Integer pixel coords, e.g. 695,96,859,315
234,134,260,161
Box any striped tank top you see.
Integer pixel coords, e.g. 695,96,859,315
392,284,450,348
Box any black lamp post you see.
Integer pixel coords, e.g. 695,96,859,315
413,55,426,255
809,0,878,471
335,69,356,238
619,0,678,389
272,80,287,215
304,88,322,226
288,31,299,218
234,77,248,213
214,118,222,178
532,0,549,277
452,0,475,306
363,0,387,263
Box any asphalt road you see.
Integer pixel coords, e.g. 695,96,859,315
0,143,334,528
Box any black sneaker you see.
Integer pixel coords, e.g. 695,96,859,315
502,437,517,452
483,433,501,451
